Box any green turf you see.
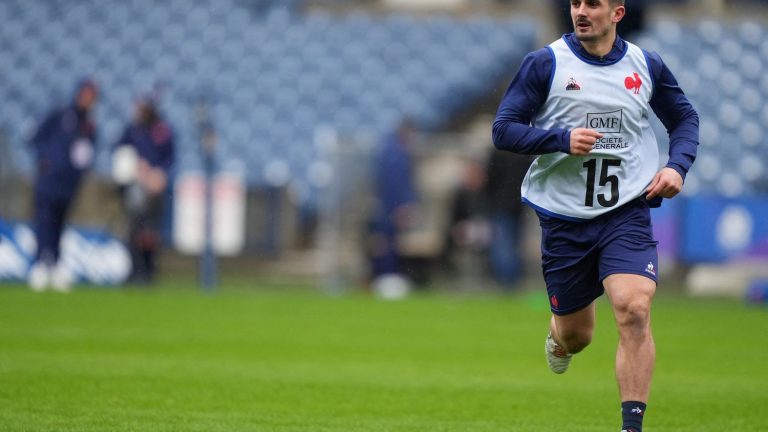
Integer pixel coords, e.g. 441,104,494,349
0,283,766,431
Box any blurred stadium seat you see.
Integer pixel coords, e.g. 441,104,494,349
0,0,534,188
637,20,768,196
3,1,766,196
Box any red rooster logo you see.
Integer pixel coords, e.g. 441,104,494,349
624,72,642,94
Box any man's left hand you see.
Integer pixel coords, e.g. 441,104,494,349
645,167,683,200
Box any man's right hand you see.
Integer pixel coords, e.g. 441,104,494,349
569,128,603,155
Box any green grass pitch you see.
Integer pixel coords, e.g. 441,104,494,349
0,281,766,431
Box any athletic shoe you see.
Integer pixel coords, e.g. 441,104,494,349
372,274,410,300
545,332,572,374
50,265,72,293
28,263,50,292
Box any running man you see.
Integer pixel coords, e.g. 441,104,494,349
492,1,698,431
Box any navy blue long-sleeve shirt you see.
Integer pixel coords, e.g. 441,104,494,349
372,132,417,238
30,105,97,198
492,33,699,181
375,132,417,219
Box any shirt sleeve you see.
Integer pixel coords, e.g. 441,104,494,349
158,124,175,173
29,110,60,151
492,48,571,155
375,138,417,215
645,50,699,180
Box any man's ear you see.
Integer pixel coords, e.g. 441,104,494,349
612,6,626,23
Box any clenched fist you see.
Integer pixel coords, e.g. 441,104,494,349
646,167,684,200
569,128,603,156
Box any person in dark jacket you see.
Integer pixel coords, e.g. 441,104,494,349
367,120,418,299
484,149,532,287
441,158,491,279
113,96,175,284
27,79,98,292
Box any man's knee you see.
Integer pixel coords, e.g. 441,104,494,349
604,274,656,338
614,298,652,337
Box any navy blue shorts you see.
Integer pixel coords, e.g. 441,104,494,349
537,198,658,316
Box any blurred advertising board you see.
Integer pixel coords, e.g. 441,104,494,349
651,197,680,261
0,219,131,285
173,172,246,256
677,196,768,263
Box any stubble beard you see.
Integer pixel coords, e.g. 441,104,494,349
574,25,610,43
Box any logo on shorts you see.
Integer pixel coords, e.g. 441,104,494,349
550,295,559,309
645,262,656,276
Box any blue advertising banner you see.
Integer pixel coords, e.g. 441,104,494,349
0,219,131,285
679,197,768,263
651,198,680,259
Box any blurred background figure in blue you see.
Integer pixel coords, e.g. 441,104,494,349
27,79,98,292
367,119,419,300
441,157,491,283
484,149,531,288
112,95,175,285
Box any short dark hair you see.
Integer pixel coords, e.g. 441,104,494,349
610,0,626,5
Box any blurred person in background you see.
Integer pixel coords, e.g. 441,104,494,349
112,95,175,285
27,79,99,292
484,149,531,288
441,158,491,281
492,1,698,431
367,119,418,299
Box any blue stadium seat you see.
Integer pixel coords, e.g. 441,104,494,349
742,84,763,115
0,3,537,184
738,21,764,47
740,154,764,182
641,20,768,193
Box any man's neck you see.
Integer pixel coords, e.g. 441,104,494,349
578,33,617,58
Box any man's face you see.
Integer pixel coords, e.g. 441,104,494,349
134,101,151,123
570,0,622,43
77,85,98,110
